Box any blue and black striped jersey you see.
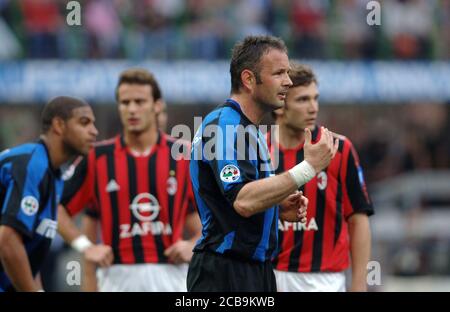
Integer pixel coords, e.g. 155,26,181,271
190,99,278,262
0,140,64,292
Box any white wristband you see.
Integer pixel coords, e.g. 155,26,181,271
71,235,93,253
288,160,316,187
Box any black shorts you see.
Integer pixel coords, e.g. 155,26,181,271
187,251,277,292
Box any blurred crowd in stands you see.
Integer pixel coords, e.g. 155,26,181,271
0,0,449,60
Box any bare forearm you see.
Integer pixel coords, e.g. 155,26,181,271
185,212,201,242
0,237,38,291
234,172,298,217
81,216,99,291
57,204,82,243
81,260,98,292
348,214,371,291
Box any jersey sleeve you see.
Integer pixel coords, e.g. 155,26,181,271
1,156,44,239
341,140,374,219
60,151,96,217
206,127,259,206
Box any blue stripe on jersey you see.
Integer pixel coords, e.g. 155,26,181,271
0,273,9,292
1,162,12,215
216,107,243,192
0,143,39,162
189,155,212,245
252,129,277,261
216,231,235,254
55,178,64,208
253,207,275,261
271,207,280,260
16,144,49,232
216,107,259,192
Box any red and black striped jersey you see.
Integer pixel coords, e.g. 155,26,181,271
268,126,374,273
61,132,195,265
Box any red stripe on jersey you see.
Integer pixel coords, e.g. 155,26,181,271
115,149,135,264
96,156,112,246
320,152,341,270
275,149,297,271
301,176,317,271
331,221,350,270
155,144,171,250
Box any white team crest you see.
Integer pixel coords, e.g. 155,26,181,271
21,196,39,216
220,164,240,183
317,171,328,190
167,177,178,196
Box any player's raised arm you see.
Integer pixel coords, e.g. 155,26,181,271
233,127,336,218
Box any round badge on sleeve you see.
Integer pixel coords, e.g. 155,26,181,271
21,196,39,216
220,164,241,183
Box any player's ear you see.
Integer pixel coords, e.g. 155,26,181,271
241,69,255,92
52,117,66,135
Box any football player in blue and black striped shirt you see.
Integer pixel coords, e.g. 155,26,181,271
0,96,98,291
188,35,339,292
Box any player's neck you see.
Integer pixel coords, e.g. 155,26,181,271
124,126,158,153
277,124,305,149
40,134,68,169
230,94,265,125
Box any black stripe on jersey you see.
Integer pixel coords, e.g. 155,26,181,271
272,148,284,268
38,171,52,217
311,171,326,272
334,181,343,246
334,141,345,246
127,155,144,263
0,155,31,217
149,153,166,261
168,147,177,225
288,149,305,272
106,152,122,264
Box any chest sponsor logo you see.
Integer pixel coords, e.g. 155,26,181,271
120,193,172,238
120,221,172,238
130,193,160,222
21,196,39,216
278,218,318,232
220,164,240,183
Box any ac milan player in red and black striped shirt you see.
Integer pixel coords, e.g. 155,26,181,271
269,63,374,292
59,69,201,291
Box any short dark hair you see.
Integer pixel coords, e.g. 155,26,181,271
41,96,89,133
288,62,318,88
230,35,288,93
115,68,162,101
